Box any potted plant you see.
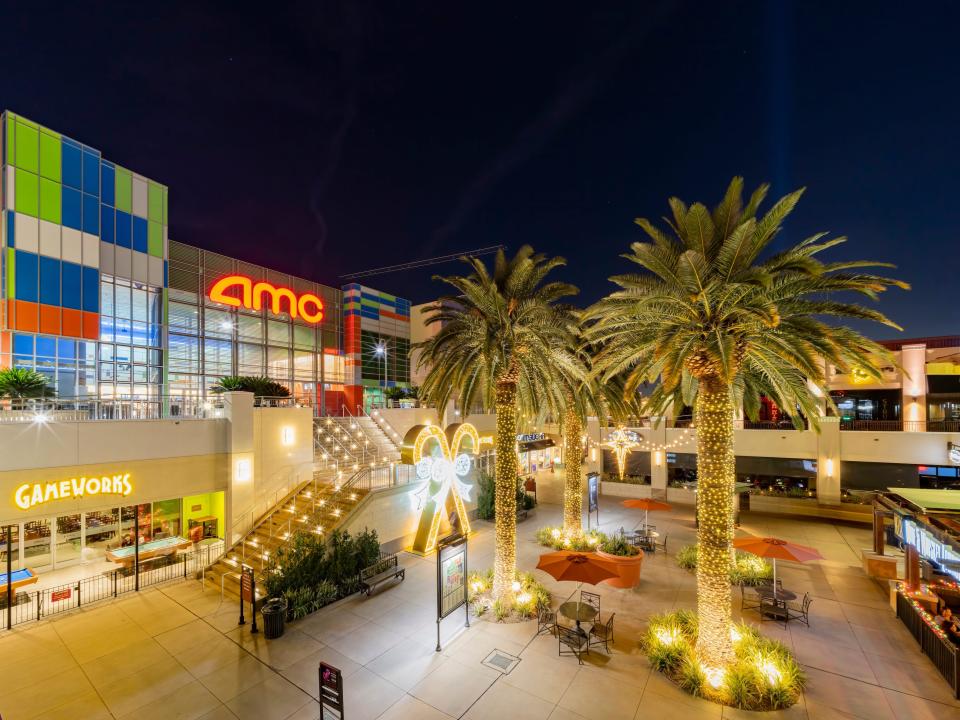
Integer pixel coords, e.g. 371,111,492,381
596,530,643,588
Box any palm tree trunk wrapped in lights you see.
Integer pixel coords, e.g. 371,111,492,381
562,404,584,532
413,246,583,604
587,177,907,679
693,382,737,665
494,380,519,598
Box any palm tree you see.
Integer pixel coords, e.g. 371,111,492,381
587,178,907,668
415,246,581,600
0,367,53,408
560,319,632,532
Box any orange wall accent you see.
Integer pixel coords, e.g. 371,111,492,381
61,308,83,338
81,311,99,340
14,300,38,332
39,304,61,335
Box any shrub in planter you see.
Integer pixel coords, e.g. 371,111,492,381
641,611,805,711
535,525,606,551
476,471,536,520
675,545,773,586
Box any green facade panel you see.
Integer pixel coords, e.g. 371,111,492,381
14,168,38,217
39,177,61,224
163,187,168,225
5,115,14,165
148,220,162,257
39,130,61,181
148,182,163,222
115,166,132,212
14,121,38,173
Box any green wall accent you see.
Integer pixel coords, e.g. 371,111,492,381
6,248,14,299
5,115,15,165
115,166,132,212
14,121,38,173
182,491,225,539
39,177,61,224
148,221,162,257
162,187,168,225
39,130,61,181
148,182,163,222
14,168,38,217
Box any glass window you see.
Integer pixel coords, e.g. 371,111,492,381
100,344,115,362
153,499,181,538
115,283,132,319
294,350,314,380
100,282,114,318
169,301,200,332
132,287,148,322
148,288,162,325
79,342,96,366
133,347,147,364
237,314,262,341
267,346,290,379
99,363,115,381
169,334,200,373
238,343,263,375
204,338,233,376
84,508,119,560
117,363,131,382
131,321,148,346
133,365,148,383
293,325,315,350
205,308,234,338
114,345,132,363
267,320,290,345
36,336,56,358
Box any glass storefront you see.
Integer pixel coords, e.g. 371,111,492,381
2,492,224,572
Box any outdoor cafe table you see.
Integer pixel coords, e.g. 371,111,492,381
559,601,598,636
754,585,797,620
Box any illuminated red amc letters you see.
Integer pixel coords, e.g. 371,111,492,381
208,275,325,324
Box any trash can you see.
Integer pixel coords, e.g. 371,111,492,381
261,597,287,639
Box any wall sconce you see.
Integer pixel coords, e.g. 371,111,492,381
824,458,834,478
654,450,663,467
590,447,597,462
281,426,295,446
236,459,252,482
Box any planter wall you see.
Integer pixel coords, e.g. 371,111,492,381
600,481,653,499
596,548,644,588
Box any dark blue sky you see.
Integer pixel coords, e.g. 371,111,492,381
4,2,958,338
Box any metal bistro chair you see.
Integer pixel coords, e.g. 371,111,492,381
589,612,616,654
787,592,813,627
740,583,762,614
654,533,668,554
537,606,557,636
558,624,589,664
759,595,788,629
580,590,601,617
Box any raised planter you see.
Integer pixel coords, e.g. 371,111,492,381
596,548,644,588
600,481,653,499
748,494,872,524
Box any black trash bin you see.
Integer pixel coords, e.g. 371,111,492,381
261,597,287,639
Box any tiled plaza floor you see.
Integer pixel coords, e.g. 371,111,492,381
2,498,958,719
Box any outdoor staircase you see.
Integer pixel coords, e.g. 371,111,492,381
316,413,402,468
204,468,371,601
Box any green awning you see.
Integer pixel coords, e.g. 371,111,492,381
889,488,960,512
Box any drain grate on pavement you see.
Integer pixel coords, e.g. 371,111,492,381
482,649,521,675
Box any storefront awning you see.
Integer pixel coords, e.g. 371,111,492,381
889,488,960,513
520,438,555,452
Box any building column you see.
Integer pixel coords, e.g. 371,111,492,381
901,343,927,431
649,417,668,497
222,391,255,545
817,416,842,505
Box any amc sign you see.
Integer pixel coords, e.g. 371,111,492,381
209,275,325,324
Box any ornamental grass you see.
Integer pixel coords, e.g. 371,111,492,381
467,569,551,622
676,545,774,586
641,610,805,710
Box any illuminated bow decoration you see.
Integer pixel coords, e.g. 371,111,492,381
603,426,641,480
402,423,479,553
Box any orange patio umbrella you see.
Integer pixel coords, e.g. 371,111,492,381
732,535,824,588
621,498,673,529
536,551,618,585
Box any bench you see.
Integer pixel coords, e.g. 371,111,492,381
359,555,405,597
517,508,529,522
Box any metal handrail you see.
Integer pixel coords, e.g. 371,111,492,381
0,396,226,422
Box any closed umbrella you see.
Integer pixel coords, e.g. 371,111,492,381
732,535,823,589
621,498,673,529
536,551,618,585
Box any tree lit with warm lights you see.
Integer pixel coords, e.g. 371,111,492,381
588,177,906,668
414,246,580,600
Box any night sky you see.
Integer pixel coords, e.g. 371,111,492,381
5,2,958,339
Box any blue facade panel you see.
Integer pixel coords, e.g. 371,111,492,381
115,210,132,248
61,261,82,309
100,205,114,244
62,140,82,190
39,256,60,305
132,216,148,253
15,250,38,302
81,267,98,313
62,186,82,230
82,193,99,235
82,150,100,196
100,162,115,206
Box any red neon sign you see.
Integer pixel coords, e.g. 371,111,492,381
209,275,325,324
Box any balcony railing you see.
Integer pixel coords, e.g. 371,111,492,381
839,420,960,433
0,397,225,422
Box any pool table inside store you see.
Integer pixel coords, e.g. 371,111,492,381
0,568,39,596
105,536,192,567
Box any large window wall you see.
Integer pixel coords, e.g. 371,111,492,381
166,241,344,406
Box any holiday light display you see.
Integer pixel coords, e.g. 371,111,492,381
494,378,520,600
563,408,585,531
603,426,641,480
400,422,479,554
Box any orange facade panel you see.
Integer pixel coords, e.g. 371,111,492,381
81,311,99,340
39,304,61,336
61,308,83,338
14,300,38,333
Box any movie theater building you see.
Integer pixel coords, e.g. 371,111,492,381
0,110,412,413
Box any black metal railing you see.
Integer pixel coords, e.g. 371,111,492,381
896,590,960,696
2,541,223,631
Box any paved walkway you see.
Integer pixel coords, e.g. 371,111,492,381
1,500,957,719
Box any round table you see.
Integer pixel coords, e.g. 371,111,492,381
754,586,796,602
559,601,598,635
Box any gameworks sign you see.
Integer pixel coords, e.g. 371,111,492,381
209,275,325,324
